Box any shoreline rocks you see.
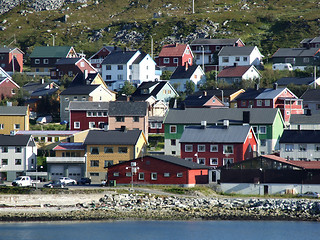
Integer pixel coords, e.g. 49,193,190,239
0,193,320,222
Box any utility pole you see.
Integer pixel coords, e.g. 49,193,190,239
151,36,153,59
192,0,195,14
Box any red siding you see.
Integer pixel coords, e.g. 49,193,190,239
0,79,19,99
70,111,108,130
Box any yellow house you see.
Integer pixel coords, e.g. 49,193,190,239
0,106,29,135
84,129,147,182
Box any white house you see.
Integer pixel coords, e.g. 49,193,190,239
101,50,159,91
170,65,206,92
217,65,261,84
218,46,264,69
0,134,37,181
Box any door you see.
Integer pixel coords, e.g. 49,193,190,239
264,185,269,195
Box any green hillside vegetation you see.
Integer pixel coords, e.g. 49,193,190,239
0,0,319,59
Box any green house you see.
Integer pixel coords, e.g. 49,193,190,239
163,108,285,156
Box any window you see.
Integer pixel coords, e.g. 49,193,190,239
243,57,248,61
90,160,99,167
15,147,21,153
216,46,221,51
55,137,59,142
299,144,307,152
2,146,8,153
74,122,80,129
198,145,205,152
198,158,206,165
106,65,111,70
104,160,113,167
80,62,85,67
172,151,176,155
117,65,123,70
241,100,246,107
235,57,240,61
303,57,310,63
185,145,193,152
257,100,263,106
151,173,157,180
223,158,234,165
14,124,20,130
0,124,3,129
285,57,295,64
126,172,132,177
11,89,16,95
35,59,40,64
118,147,128,153
260,139,266,147
68,71,73,77
104,147,113,153
173,58,178,63
106,75,112,80
177,173,183,177
210,145,218,152
47,137,52,142
285,144,294,152
133,116,139,122
170,125,177,133
15,159,22,165
164,173,170,177
138,172,144,180
2,159,8,165
259,126,266,134
117,74,123,80
265,100,271,106
223,145,234,154
44,59,49,64
315,144,320,151
89,122,95,128
222,57,229,63
113,172,119,177
116,116,125,122
210,158,218,165
90,147,99,154
171,139,176,146
164,58,169,64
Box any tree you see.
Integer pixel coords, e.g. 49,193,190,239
161,70,173,80
185,81,195,95
118,81,136,96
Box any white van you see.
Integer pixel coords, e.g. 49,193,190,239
272,63,293,71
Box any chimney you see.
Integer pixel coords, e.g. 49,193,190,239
273,83,278,90
84,69,88,80
185,62,188,71
243,111,250,124
201,121,207,129
223,119,229,128
40,78,45,84
306,109,312,116
203,91,207,97
104,124,109,131
120,126,127,132
233,62,237,67
255,83,259,90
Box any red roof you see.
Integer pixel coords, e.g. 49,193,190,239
218,65,252,77
263,155,320,170
158,44,188,57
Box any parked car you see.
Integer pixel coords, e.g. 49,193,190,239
59,177,77,185
77,177,91,185
297,191,320,198
100,179,107,187
43,180,65,188
272,63,293,71
12,176,38,187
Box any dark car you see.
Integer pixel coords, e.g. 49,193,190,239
43,180,65,188
77,177,91,185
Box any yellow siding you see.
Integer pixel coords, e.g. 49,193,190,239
72,130,90,143
0,115,28,135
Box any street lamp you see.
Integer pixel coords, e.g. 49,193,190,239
126,162,139,191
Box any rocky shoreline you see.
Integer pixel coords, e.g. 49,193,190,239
1,193,320,222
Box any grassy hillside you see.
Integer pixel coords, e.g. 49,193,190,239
0,0,319,59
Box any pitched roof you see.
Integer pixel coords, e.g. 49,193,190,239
0,106,28,115
158,44,188,57
276,77,316,86
16,130,79,136
84,129,143,145
289,113,320,125
190,38,242,46
180,125,251,143
235,87,294,100
69,101,109,111
144,155,210,169
218,65,252,77
132,81,171,98
300,89,320,101
132,52,147,64
170,65,199,79
193,89,241,97
279,130,320,143
218,46,257,56
272,48,320,58
108,101,148,116
53,142,85,151
0,134,32,146
101,51,138,64
164,108,281,125
183,95,220,107
60,85,100,95
30,46,74,58
69,72,100,87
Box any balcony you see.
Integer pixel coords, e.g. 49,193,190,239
90,59,104,64
46,157,85,164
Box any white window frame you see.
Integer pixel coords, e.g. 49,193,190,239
265,100,271,106
35,59,40,64
151,172,157,180
259,126,266,134
210,158,218,166
164,58,169,64
210,145,218,152
43,59,49,64
198,158,206,165
223,158,234,165
177,173,183,177
0,124,4,129
14,124,20,130
223,145,234,154
198,145,205,152
74,122,80,129
170,125,177,133
138,172,144,180
285,144,294,152
89,122,95,128
164,173,170,177
173,58,178,63
185,145,193,152
257,100,263,106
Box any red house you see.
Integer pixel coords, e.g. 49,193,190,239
107,155,209,187
88,46,119,72
50,57,97,80
0,68,20,99
68,101,109,130
180,123,258,167
0,47,24,73
235,84,304,123
155,43,193,69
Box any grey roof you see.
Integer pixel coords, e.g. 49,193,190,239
164,108,281,125
279,130,320,144
60,85,100,95
16,130,79,136
300,89,320,101
255,88,288,100
170,65,199,79
218,46,256,56
0,134,32,146
84,129,143,145
0,47,14,53
0,106,28,115
276,77,315,86
300,38,313,44
190,38,241,46
145,155,210,169
132,81,173,99
290,113,320,125
235,87,294,100
272,48,320,58
69,101,109,111
69,72,100,87
193,89,241,98
310,37,320,43
108,101,148,116
102,51,138,64
132,52,147,64
180,125,251,143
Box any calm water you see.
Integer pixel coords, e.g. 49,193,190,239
0,220,319,240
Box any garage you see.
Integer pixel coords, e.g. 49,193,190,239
68,166,82,181
50,165,64,180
